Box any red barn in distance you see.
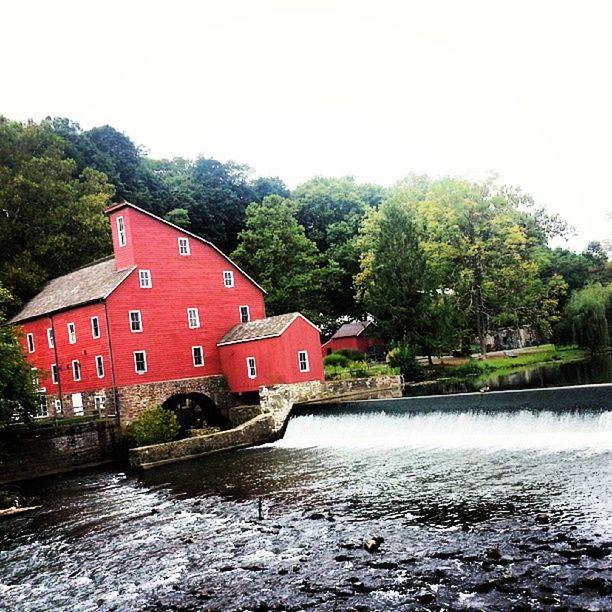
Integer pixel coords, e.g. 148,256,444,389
10,202,324,424
321,321,386,358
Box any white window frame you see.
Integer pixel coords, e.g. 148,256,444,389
72,360,81,382
139,269,152,288
246,356,257,379
51,363,58,385
298,350,310,373
239,305,250,323
91,316,100,339
68,322,76,344
117,216,126,247
129,310,143,333
26,333,35,353
94,395,106,415
223,271,235,288
187,307,200,329
178,237,190,256
95,355,104,379
134,350,148,374
31,368,38,386
54,398,63,414
192,345,204,367
35,391,48,419
72,393,83,416
47,327,54,349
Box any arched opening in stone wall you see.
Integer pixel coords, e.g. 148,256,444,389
162,393,230,435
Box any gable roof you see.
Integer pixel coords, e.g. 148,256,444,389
9,257,135,324
330,320,372,339
217,312,320,346
105,201,266,294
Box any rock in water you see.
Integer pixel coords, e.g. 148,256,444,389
364,536,384,553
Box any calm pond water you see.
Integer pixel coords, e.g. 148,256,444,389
1,401,612,611
406,354,612,396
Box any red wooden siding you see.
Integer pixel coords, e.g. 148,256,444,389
219,316,325,393
105,205,266,387
17,303,112,395
321,335,384,356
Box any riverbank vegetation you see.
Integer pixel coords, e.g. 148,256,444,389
1,115,610,411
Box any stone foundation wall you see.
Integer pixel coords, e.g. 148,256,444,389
115,375,239,422
129,413,275,469
260,375,403,432
228,404,264,426
36,389,117,421
0,420,120,484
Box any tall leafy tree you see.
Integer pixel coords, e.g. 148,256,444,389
0,117,115,312
355,198,428,344
390,176,567,357
231,195,332,323
293,177,386,319
0,283,38,425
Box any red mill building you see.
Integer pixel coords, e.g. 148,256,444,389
10,202,324,423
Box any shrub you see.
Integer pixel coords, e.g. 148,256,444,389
335,349,366,362
387,345,421,379
324,353,350,367
127,406,180,447
451,360,492,376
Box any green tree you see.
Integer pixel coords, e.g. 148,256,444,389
164,207,191,228
293,176,386,319
231,195,331,322
0,117,115,312
0,284,38,426
564,284,612,353
355,198,428,345
405,177,566,357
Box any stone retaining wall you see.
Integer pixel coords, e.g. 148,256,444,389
128,376,403,470
0,421,120,484
260,375,403,432
129,413,275,469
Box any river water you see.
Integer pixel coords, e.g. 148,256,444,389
2,403,612,611
406,354,612,396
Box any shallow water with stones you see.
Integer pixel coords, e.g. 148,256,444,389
1,406,612,611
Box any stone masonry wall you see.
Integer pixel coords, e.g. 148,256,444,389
129,413,275,469
129,375,402,470
259,375,403,432
0,420,120,484
115,374,239,422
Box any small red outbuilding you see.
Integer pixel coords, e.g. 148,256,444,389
321,320,385,357
218,312,325,393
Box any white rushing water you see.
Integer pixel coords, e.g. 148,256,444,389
276,409,612,453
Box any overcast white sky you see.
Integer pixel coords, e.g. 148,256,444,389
2,0,611,251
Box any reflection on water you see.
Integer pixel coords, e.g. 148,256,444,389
406,354,612,396
1,406,612,611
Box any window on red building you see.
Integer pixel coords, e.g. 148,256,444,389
134,351,147,374
298,350,310,373
246,356,257,379
192,346,204,367
91,316,100,339
129,310,143,332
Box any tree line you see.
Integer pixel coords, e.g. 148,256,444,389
1,115,610,367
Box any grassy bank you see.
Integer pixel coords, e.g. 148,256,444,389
444,345,588,380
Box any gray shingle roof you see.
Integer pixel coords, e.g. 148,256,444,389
217,312,317,346
330,321,371,339
9,257,135,324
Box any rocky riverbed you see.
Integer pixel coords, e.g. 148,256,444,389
1,407,611,611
